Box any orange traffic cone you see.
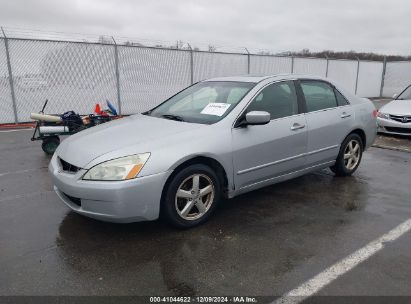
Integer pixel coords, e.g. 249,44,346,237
94,103,102,114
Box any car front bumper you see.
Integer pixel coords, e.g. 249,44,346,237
49,154,172,223
377,117,411,136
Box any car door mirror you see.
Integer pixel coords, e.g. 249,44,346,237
392,93,398,99
245,111,271,125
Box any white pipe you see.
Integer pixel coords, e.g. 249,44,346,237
30,113,61,122
39,126,69,134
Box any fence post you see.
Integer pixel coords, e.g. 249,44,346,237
325,55,329,77
112,37,122,115
1,27,18,123
187,43,194,84
245,48,250,74
291,56,294,74
380,56,387,98
355,57,360,95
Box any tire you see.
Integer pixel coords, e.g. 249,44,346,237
330,133,363,176
41,136,60,155
162,164,222,228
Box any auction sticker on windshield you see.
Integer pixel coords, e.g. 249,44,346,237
200,103,231,116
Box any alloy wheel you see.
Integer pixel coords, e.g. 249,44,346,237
175,173,215,220
344,139,361,170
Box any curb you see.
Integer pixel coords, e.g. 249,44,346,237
0,122,35,130
372,144,411,153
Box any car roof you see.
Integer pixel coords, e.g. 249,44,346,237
203,74,328,83
201,74,362,105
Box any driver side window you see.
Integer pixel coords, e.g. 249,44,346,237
247,81,299,120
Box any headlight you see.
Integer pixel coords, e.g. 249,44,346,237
377,111,389,119
83,153,150,181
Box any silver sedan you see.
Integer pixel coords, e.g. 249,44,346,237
49,74,377,228
377,85,411,136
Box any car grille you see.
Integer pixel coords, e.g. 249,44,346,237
385,127,411,134
62,192,82,207
389,114,411,123
59,158,80,173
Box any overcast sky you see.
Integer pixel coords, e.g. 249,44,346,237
0,0,409,55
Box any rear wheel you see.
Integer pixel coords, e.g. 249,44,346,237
162,164,222,228
41,136,60,155
330,133,363,176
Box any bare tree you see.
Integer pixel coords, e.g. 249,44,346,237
208,45,216,52
98,35,112,44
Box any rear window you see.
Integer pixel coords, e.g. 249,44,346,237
301,81,338,112
397,85,411,100
335,89,349,106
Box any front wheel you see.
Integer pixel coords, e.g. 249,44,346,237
162,164,222,228
330,133,363,176
41,136,60,155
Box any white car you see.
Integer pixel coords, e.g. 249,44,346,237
377,85,411,136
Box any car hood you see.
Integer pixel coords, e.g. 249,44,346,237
380,99,411,116
56,114,203,168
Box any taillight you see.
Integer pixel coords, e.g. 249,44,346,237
372,109,378,117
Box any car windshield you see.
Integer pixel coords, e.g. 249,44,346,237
397,86,411,100
146,81,255,124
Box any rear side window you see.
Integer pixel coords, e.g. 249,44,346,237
335,89,349,106
301,81,337,112
247,81,299,120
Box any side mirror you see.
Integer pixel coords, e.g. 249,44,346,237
245,111,271,125
393,93,398,99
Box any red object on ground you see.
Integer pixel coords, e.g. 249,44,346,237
95,103,102,114
0,122,35,130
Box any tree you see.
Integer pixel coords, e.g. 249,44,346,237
98,35,113,44
208,45,216,52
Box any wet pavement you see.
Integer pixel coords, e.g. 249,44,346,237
373,134,411,152
1,129,411,299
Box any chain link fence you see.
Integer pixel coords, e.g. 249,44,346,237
382,61,411,98
0,35,408,124
119,46,191,114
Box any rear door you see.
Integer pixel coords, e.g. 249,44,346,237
232,80,307,189
298,80,354,166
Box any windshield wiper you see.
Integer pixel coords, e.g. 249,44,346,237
161,114,185,122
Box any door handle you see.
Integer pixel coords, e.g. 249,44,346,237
291,123,305,131
341,112,351,118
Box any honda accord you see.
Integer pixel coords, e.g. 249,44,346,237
49,74,377,228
